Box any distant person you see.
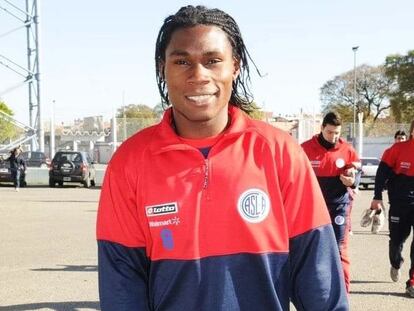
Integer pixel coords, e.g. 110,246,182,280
394,130,407,143
301,112,361,293
96,5,348,310
369,123,414,298
8,146,26,191
361,130,407,233
382,130,407,160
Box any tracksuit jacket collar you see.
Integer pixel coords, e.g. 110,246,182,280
313,134,345,151
149,105,250,154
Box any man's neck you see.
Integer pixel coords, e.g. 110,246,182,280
172,110,229,139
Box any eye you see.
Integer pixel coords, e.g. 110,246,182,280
207,59,221,65
175,59,190,65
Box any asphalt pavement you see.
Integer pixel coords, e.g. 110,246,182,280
0,185,413,310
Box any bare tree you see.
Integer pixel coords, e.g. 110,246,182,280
320,65,393,122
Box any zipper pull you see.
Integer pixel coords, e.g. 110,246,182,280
203,159,209,189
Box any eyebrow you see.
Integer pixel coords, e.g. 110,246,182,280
168,49,223,57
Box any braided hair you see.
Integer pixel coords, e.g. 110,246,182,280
155,5,260,113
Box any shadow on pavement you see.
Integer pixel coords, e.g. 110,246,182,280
351,231,389,236
0,301,100,311
350,290,409,298
351,280,389,284
31,265,97,272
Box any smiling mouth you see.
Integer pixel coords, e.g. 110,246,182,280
185,93,217,103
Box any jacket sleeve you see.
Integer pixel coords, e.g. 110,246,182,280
373,161,394,200
280,139,348,310
96,156,150,311
98,241,150,311
289,225,348,310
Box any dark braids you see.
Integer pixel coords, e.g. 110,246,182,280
155,5,261,113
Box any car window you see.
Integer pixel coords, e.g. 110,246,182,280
55,153,82,162
362,158,380,166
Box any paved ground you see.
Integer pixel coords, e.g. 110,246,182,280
0,185,413,310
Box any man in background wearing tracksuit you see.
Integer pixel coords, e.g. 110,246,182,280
302,112,360,293
370,123,414,298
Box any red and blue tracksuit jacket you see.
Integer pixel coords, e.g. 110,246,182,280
301,135,359,293
301,136,359,206
97,106,348,310
375,139,414,205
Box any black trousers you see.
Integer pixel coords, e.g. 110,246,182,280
388,203,414,287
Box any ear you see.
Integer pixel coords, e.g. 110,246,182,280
158,60,165,81
232,58,241,81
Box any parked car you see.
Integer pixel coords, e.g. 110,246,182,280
360,157,380,189
0,154,27,186
49,151,96,188
21,151,51,168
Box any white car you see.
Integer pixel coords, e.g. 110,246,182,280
359,157,380,189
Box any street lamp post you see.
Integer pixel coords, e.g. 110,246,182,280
352,46,359,143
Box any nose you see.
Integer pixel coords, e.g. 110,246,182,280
187,64,209,85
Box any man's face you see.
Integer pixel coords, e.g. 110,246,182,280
321,124,341,144
162,25,239,135
395,135,406,143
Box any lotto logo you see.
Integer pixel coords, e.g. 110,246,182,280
146,203,178,217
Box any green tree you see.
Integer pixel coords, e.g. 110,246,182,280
116,104,158,140
152,102,165,119
320,65,392,122
0,101,17,144
385,50,414,122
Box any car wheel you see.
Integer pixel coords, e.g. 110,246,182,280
83,176,91,188
49,178,55,187
21,180,27,187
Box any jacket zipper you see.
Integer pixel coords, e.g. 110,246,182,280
203,158,209,189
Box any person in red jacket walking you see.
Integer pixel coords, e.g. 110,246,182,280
96,5,348,310
370,125,414,298
301,112,360,293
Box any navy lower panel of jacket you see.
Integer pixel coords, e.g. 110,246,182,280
317,177,350,205
98,225,348,311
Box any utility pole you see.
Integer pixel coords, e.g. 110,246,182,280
0,0,43,151
352,46,359,144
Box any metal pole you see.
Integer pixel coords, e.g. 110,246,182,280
33,0,44,152
122,91,127,141
358,112,363,157
352,46,359,144
25,0,34,150
112,106,117,154
50,100,55,159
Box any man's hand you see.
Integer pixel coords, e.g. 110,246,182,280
370,199,383,211
339,173,355,187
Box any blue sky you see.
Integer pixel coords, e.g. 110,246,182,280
0,0,413,125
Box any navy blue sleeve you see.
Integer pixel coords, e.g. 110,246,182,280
98,240,151,311
373,161,394,200
289,225,349,310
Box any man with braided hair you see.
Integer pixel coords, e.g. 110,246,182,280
97,5,348,310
